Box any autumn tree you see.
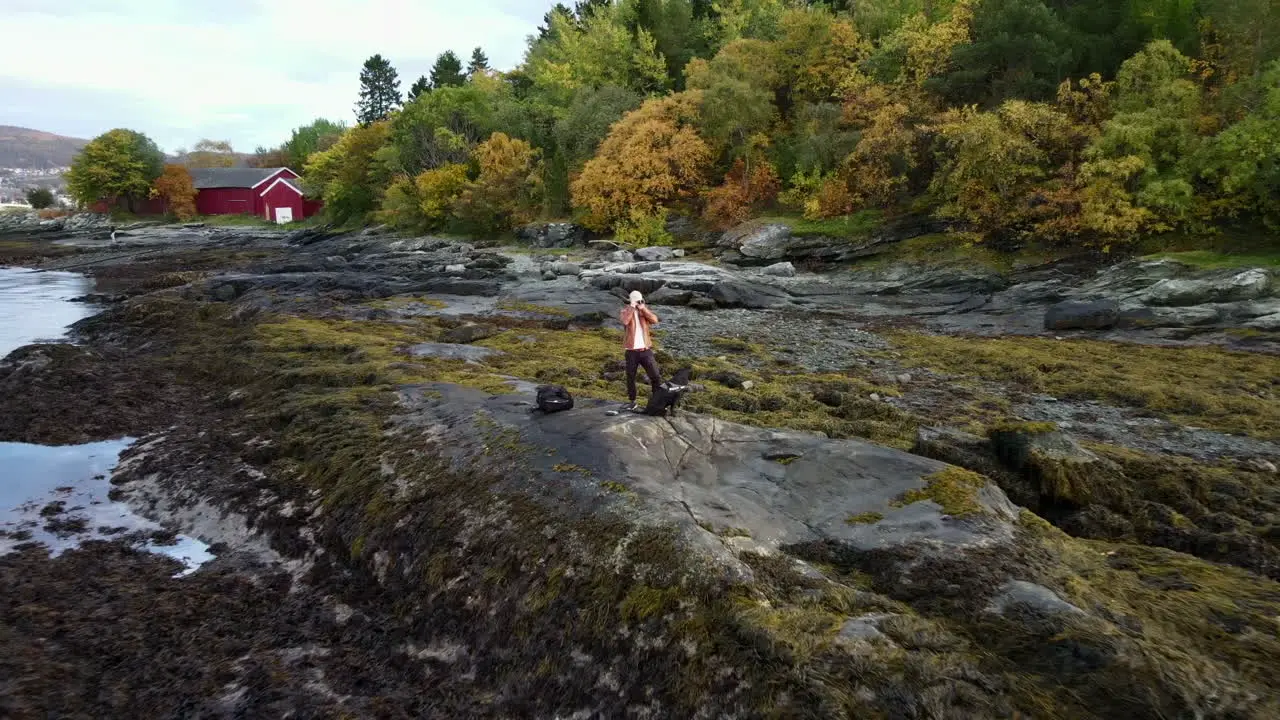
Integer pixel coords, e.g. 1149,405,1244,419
24,187,54,209
928,101,1087,238
66,128,165,211
303,122,394,224
775,7,871,105
809,73,928,217
570,92,712,231
183,139,237,168
430,51,467,89
870,0,976,88
151,164,198,221
702,154,781,230
453,133,545,233
355,54,402,124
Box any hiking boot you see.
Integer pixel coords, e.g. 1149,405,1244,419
624,402,639,411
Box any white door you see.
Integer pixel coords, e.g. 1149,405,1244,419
274,207,294,224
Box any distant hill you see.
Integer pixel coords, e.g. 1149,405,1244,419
0,126,88,169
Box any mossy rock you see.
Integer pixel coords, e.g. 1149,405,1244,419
989,425,1126,508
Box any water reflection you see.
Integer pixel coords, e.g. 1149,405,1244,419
0,438,214,576
0,266,97,358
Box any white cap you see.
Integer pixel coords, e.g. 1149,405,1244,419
628,290,644,303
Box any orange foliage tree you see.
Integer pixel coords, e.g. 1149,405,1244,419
151,164,197,221
703,154,781,230
570,92,713,231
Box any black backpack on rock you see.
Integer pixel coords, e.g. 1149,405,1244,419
535,385,574,413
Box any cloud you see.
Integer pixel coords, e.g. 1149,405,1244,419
0,0,546,152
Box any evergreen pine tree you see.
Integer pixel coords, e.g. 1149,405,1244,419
430,50,466,89
407,75,431,101
355,54,402,124
467,47,490,75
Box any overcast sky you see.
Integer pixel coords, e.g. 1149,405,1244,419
0,0,547,153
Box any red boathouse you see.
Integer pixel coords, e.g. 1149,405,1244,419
190,167,322,223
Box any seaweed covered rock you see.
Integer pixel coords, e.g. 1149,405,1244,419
401,383,1019,567
988,422,1126,508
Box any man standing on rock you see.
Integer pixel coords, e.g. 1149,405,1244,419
620,290,662,411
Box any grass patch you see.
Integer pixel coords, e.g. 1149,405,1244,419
759,209,883,238
1139,249,1280,270
845,511,884,525
495,299,571,317
891,332,1280,440
891,467,988,517
367,295,448,310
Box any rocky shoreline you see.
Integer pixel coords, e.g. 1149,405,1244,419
2,218,1278,718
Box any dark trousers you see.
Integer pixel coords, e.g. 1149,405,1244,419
625,349,662,403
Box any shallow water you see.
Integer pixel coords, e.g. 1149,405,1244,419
0,266,214,574
0,266,96,358
0,439,214,575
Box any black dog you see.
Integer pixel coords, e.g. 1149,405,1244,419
641,367,693,417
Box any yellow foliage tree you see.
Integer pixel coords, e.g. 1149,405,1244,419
570,92,713,231
454,133,544,233
893,0,977,88
776,8,871,103
151,164,197,221
811,73,925,216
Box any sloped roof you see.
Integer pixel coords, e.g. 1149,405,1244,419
189,167,291,189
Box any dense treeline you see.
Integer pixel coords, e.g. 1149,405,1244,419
279,0,1280,246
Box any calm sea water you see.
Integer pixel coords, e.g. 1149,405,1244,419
0,266,96,358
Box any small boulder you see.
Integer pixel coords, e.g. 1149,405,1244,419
709,281,789,309
1245,312,1280,331
1141,269,1272,306
672,249,686,258
549,261,582,276
709,370,746,389
720,222,793,260
646,286,694,306
607,250,635,263
406,343,502,363
837,614,896,643
1115,306,1221,329
812,389,844,407
445,264,467,274
441,323,498,344
689,295,718,311
635,246,676,262
761,261,796,278
985,580,1085,618
1044,299,1120,331
516,221,587,248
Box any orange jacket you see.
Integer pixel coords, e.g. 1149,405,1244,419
619,304,659,350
